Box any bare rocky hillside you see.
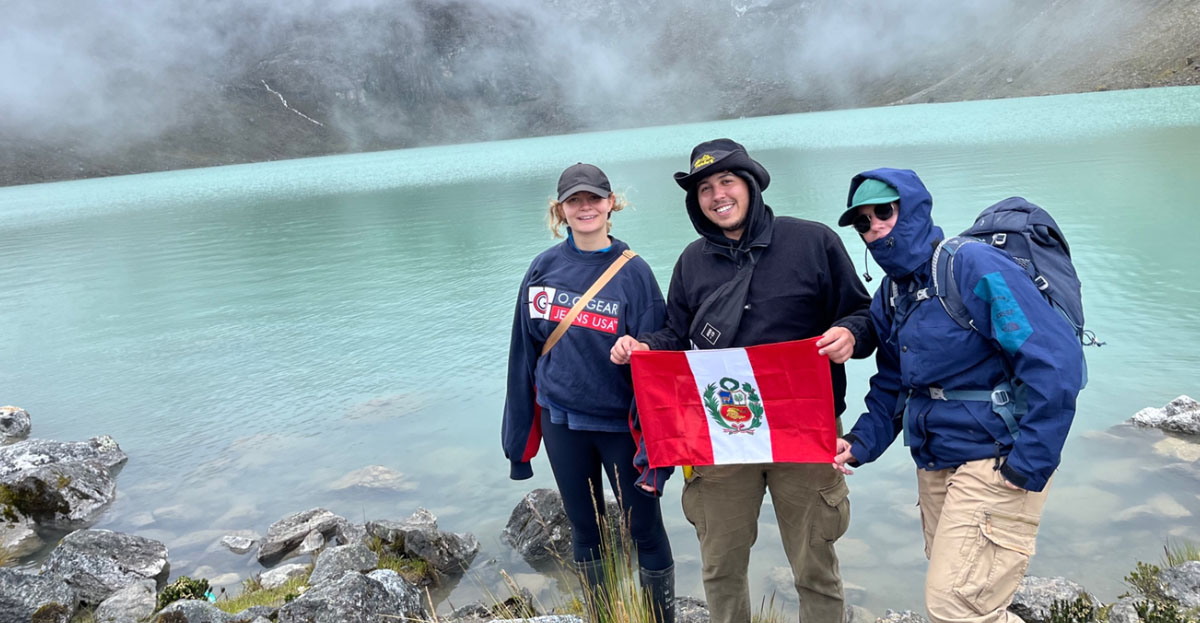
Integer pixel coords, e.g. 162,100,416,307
1,0,1197,187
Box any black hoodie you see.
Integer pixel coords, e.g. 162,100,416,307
639,169,875,415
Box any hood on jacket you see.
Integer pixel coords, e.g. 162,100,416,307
685,169,775,259
846,168,943,279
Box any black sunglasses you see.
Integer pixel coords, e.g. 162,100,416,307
852,203,896,234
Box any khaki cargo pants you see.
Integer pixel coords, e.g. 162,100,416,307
917,459,1052,623
681,463,850,623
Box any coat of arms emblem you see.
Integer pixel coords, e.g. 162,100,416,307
703,377,764,434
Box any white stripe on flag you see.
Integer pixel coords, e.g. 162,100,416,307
684,348,773,464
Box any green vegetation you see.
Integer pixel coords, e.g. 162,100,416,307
751,593,787,623
366,535,436,586
0,481,69,522
157,575,211,610
1164,539,1200,568
1134,600,1198,623
1116,553,1200,623
1048,594,1095,623
214,574,310,614
31,603,71,623
1125,561,1171,604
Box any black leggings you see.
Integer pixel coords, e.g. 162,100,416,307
540,409,673,571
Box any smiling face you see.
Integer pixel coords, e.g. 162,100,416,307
856,201,899,244
560,191,614,236
696,171,750,239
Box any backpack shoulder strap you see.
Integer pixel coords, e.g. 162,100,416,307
931,236,982,333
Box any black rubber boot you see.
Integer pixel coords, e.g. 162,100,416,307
640,564,675,623
575,558,606,620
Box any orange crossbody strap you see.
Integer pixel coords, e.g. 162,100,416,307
541,249,638,357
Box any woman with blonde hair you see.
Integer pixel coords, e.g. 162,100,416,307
502,163,675,622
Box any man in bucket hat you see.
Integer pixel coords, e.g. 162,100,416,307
611,138,875,623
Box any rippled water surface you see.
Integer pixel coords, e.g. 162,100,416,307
2,87,1199,614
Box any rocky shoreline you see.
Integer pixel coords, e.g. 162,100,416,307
3,398,1199,622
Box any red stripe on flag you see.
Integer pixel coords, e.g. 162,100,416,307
747,339,836,463
630,350,714,468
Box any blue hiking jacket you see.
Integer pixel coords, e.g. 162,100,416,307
842,168,1082,492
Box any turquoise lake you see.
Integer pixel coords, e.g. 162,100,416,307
2,86,1199,614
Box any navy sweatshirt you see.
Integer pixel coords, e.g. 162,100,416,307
502,237,666,480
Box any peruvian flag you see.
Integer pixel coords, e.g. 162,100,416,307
630,337,835,468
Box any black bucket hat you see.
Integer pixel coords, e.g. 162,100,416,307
557,163,612,202
673,138,770,191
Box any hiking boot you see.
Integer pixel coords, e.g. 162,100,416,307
640,564,675,623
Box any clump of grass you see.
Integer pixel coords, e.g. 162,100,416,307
751,593,786,623
157,576,211,610
366,535,437,586
214,574,310,613
68,607,95,623
1164,539,1200,567
1048,594,1095,623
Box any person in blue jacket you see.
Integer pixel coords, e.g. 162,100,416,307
831,168,1083,623
502,163,674,622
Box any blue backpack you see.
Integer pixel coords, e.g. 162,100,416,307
885,197,1101,439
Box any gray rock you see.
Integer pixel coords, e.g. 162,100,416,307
0,436,127,475
502,489,574,563
448,602,493,621
1161,560,1200,607
877,610,930,623
257,508,346,565
40,529,170,605
1009,576,1091,623
0,435,127,530
329,465,416,491
845,604,875,623
151,504,190,525
298,529,326,555
366,569,427,618
405,527,480,575
675,596,710,623
259,563,310,590
1131,395,1200,436
155,599,235,623
0,509,44,558
229,605,277,622
276,571,411,623
0,406,31,444
308,544,379,586
369,507,479,574
366,507,439,550
220,533,259,555
8,460,119,529
334,521,368,547
0,568,77,623
1106,597,1140,623
94,579,156,623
